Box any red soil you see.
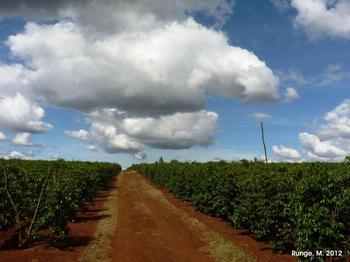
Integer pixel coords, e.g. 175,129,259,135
0,181,116,262
113,172,296,262
141,173,296,262
112,171,213,262
4,172,347,262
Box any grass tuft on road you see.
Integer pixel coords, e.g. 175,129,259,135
203,232,254,262
79,179,119,262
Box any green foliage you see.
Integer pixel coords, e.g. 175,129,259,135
294,170,350,254
0,159,121,247
130,161,350,255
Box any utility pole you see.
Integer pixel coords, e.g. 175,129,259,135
261,121,268,164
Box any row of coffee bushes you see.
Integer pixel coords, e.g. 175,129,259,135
0,159,121,247
130,161,350,255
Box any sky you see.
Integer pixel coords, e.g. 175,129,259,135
0,0,349,168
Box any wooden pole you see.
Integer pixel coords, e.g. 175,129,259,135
261,121,268,164
19,169,51,248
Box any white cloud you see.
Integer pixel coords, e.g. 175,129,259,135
66,122,144,158
276,100,350,162
291,0,350,39
0,63,31,97
299,132,346,160
0,150,33,160
134,151,147,160
64,129,89,141
122,111,218,149
87,122,145,157
0,0,285,159
271,0,291,13
284,87,299,102
250,112,272,119
0,132,6,141
6,19,280,116
12,132,32,146
316,99,350,140
0,93,53,133
272,145,301,161
66,110,218,158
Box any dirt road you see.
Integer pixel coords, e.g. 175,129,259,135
0,171,296,262
112,171,214,262
109,171,295,262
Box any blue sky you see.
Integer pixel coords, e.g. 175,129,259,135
0,0,349,167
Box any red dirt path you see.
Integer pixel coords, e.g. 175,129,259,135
112,171,213,262
0,172,300,262
112,171,296,262
143,173,296,262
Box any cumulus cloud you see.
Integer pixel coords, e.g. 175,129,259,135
66,121,144,158
316,99,350,140
64,129,89,141
0,64,31,97
12,132,32,146
0,93,53,133
6,19,280,116
272,145,301,161
274,100,350,162
299,132,346,160
134,151,147,160
291,0,350,39
0,0,284,159
65,110,218,158
0,150,33,160
122,111,218,149
91,123,142,153
284,87,299,102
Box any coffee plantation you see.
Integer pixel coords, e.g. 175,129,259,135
0,159,121,247
130,160,350,256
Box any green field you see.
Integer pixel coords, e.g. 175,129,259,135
131,160,350,255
